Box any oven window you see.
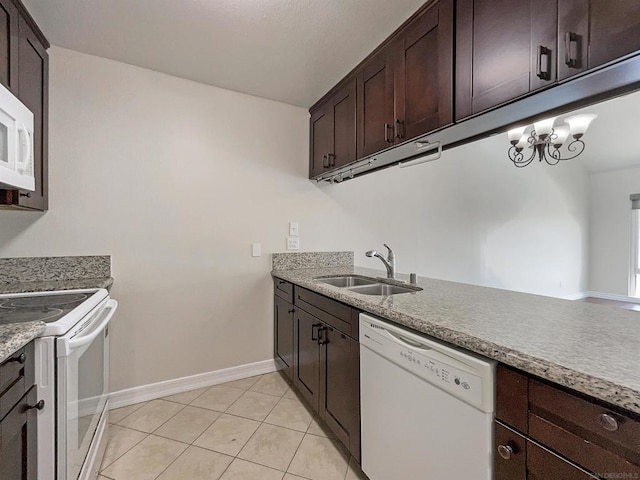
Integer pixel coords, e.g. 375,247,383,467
65,326,108,480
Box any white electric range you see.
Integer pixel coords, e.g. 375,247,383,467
0,288,117,480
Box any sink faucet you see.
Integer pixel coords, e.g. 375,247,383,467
366,244,396,279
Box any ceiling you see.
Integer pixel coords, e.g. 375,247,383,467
23,0,426,108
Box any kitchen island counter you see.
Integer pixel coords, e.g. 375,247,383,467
273,266,640,415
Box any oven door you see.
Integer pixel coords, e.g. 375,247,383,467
57,299,117,480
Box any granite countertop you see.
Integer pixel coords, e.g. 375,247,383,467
0,322,46,363
0,277,114,295
272,266,640,415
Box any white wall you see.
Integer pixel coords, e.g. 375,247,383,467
338,137,590,298
0,47,590,392
0,47,375,392
588,166,640,295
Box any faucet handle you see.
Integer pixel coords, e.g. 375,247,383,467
383,243,395,261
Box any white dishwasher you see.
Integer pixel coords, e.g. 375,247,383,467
359,313,496,480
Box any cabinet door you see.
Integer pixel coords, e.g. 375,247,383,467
274,296,294,381
0,0,18,92
558,0,588,80
14,16,48,210
294,308,321,412
589,0,640,69
494,423,526,480
329,79,356,169
527,441,595,480
320,325,360,461
357,48,394,158
393,0,453,142
455,0,557,120
0,386,38,480
309,104,332,178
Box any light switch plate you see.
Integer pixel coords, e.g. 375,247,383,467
289,222,299,236
286,237,300,250
251,243,261,257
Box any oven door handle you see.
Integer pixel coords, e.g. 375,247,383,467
60,300,117,356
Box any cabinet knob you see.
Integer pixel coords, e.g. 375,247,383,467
26,400,45,411
497,444,514,460
9,352,26,364
288,308,295,314
599,413,619,432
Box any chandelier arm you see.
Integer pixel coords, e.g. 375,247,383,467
508,145,536,168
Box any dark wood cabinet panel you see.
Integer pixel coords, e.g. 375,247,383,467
309,79,356,176
494,423,526,480
320,326,360,461
558,0,589,80
357,50,394,158
274,296,294,381
294,308,321,412
496,365,529,433
456,0,557,120
589,0,640,69
309,106,332,178
393,0,453,141
527,441,594,480
0,386,38,480
0,0,18,92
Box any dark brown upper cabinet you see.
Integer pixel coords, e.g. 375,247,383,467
559,0,640,81
455,0,558,120
309,79,357,178
0,0,19,93
356,49,395,159
391,0,454,142
0,0,48,211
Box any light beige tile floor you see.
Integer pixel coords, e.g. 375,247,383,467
100,371,369,480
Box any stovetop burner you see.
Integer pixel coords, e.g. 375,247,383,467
0,293,93,325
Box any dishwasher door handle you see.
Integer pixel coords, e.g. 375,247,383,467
386,330,433,351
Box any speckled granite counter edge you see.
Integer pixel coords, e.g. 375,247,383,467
272,251,353,270
0,255,111,284
272,268,640,415
0,277,114,294
0,322,45,364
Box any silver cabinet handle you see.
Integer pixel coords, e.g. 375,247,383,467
599,413,619,432
497,444,514,460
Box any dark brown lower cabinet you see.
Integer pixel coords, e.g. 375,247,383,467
273,295,294,381
294,308,321,411
319,325,360,461
0,385,38,480
495,365,640,479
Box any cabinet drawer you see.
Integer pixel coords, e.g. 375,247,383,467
0,343,34,421
529,380,640,460
494,422,526,480
496,365,528,433
295,287,356,338
274,278,294,303
527,441,597,480
529,413,640,477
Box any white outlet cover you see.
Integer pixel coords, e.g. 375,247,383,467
289,222,299,236
287,236,300,250
251,243,261,257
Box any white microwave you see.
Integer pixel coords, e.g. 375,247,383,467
0,82,35,191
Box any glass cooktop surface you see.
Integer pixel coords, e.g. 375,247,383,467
0,293,90,325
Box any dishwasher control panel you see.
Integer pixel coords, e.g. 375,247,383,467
360,317,490,410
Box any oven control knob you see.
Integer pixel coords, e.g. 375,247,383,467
26,400,45,411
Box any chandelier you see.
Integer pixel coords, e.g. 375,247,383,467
507,114,597,168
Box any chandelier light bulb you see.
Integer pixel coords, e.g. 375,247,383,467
507,126,527,145
533,116,557,139
564,114,598,139
515,134,530,150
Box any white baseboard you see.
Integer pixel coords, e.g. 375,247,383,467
584,291,640,304
109,359,279,409
560,292,589,301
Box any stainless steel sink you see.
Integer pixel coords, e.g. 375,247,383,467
315,276,379,287
346,283,422,296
